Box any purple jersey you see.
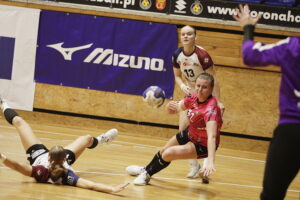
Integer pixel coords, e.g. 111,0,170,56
242,37,300,124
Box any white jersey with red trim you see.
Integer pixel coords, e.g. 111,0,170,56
172,45,214,89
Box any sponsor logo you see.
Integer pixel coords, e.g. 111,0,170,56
190,0,203,15
174,0,187,14
155,0,166,11
89,0,135,9
47,43,164,72
139,0,152,10
47,42,93,61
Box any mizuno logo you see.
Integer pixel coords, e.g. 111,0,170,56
47,42,93,61
46,43,164,72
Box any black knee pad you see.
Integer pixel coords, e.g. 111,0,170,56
4,108,19,124
88,137,99,149
64,149,76,165
176,130,190,145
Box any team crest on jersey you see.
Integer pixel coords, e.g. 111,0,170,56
156,0,166,10
190,0,203,15
204,57,209,63
140,0,152,10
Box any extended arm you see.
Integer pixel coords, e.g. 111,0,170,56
76,178,129,193
173,67,191,95
0,153,32,176
167,100,187,114
201,121,217,177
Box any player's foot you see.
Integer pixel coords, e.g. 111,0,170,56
133,171,150,186
126,165,145,176
186,160,201,178
97,128,118,144
0,97,9,112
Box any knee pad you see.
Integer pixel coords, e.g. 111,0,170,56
4,108,18,125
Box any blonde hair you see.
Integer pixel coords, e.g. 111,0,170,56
49,146,67,181
197,72,214,88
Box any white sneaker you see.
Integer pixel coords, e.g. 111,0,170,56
126,165,145,176
97,128,118,144
133,171,150,186
0,97,9,111
186,159,201,178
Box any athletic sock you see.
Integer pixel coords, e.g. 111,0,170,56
145,151,170,176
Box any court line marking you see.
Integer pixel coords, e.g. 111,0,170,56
0,125,265,163
0,166,299,193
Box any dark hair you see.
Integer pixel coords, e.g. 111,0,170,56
196,72,214,88
182,25,196,35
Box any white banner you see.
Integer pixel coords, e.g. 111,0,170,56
0,5,40,111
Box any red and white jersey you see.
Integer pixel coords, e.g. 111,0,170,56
184,94,222,147
173,45,214,88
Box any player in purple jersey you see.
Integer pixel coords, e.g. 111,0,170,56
0,98,129,193
234,4,300,200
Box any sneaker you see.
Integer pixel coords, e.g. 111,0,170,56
97,128,118,144
186,159,201,178
133,171,150,186
0,97,9,111
126,165,145,176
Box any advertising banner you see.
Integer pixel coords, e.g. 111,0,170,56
0,5,40,111
55,0,300,28
35,10,178,98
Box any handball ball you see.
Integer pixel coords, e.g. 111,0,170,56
142,86,166,108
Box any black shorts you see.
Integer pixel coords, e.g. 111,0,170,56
26,144,76,165
176,131,208,159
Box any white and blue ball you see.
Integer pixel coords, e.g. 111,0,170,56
142,86,166,108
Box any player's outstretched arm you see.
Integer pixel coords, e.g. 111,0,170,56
76,178,129,193
0,153,32,176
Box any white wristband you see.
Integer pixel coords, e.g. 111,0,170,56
0,153,7,162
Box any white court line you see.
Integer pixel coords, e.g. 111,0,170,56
0,166,299,193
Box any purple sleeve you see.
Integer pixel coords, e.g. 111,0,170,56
242,37,299,68
62,170,79,186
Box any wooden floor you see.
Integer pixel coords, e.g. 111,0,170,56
0,115,299,200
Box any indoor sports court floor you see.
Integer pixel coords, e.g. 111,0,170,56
0,113,299,200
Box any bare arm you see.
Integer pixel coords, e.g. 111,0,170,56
173,67,191,95
205,67,225,115
76,178,129,193
0,153,32,176
167,100,186,114
201,121,217,177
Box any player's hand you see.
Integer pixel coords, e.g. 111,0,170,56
200,160,216,177
111,182,130,193
167,101,179,114
233,4,261,27
180,83,191,95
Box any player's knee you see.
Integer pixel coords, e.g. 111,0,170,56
12,116,24,127
162,148,174,161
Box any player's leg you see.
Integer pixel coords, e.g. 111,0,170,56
126,135,179,176
133,141,198,186
64,129,118,164
0,98,41,151
260,124,300,200
179,110,201,178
